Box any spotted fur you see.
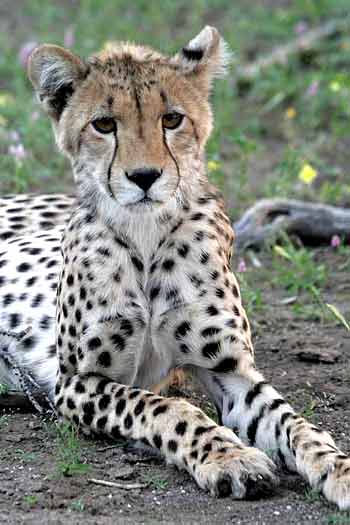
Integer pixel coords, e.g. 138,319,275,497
0,27,349,508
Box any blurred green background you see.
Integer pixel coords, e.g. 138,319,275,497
0,0,350,221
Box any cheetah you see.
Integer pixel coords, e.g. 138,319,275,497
0,26,349,508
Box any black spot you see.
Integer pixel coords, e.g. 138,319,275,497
68,354,77,366
175,321,191,340
247,406,265,446
201,326,221,338
153,405,168,417
124,413,133,429
245,381,267,407
195,426,215,436
114,397,127,418
99,394,111,411
97,247,111,257
269,398,286,412
150,285,161,301
75,381,86,394
162,259,175,271
202,341,221,359
215,288,225,299
22,335,36,349
180,343,190,353
131,256,144,272
96,378,112,394
177,243,189,258
212,357,237,373
69,325,77,337
88,337,102,350
194,231,204,241
110,333,125,351
3,293,14,307
175,421,187,436
168,440,178,453
153,434,162,449
129,390,140,399
200,251,210,264
9,313,21,329
98,351,111,368
82,401,95,425
66,274,74,286
207,305,219,316
280,412,294,427
96,416,108,430
134,399,145,416
40,315,52,330
120,319,133,336
17,262,31,272
67,398,76,410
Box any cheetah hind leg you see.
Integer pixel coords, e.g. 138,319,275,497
0,328,55,413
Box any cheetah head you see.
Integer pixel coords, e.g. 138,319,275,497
28,27,230,214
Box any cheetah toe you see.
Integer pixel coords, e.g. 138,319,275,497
195,444,278,500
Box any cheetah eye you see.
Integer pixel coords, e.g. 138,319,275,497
162,112,184,130
91,117,116,134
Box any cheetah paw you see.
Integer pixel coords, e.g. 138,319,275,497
194,443,278,499
322,456,350,510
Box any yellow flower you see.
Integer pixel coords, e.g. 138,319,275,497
298,163,318,185
329,81,341,92
0,93,15,107
102,41,117,52
285,107,296,119
0,115,8,127
207,160,221,171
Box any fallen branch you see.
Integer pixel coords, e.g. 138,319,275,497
235,19,346,83
234,198,350,251
88,478,148,490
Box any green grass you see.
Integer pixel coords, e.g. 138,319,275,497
54,423,90,477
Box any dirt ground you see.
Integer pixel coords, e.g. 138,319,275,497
1,249,349,525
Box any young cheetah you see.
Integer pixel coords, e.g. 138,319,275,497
0,27,349,508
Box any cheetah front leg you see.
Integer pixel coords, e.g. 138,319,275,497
57,373,277,499
56,315,276,500
163,304,350,509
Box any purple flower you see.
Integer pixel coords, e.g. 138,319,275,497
31,111,40,122
294,21,308,35
9,130,20,142
330,235,341,248
18,42,38,68
237,259,247,273
64,26,75,48
306,80,319,97
8,143,27,161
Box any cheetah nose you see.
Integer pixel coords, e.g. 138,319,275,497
126,168,162,192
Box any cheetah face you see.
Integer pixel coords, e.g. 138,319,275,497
28,27,230,212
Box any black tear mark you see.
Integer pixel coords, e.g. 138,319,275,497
107,129,118,198
162,128,180,185
182,47,204,61
133,87,143,138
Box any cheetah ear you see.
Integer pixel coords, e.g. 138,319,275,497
28,44,88,121
173,26,231,92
